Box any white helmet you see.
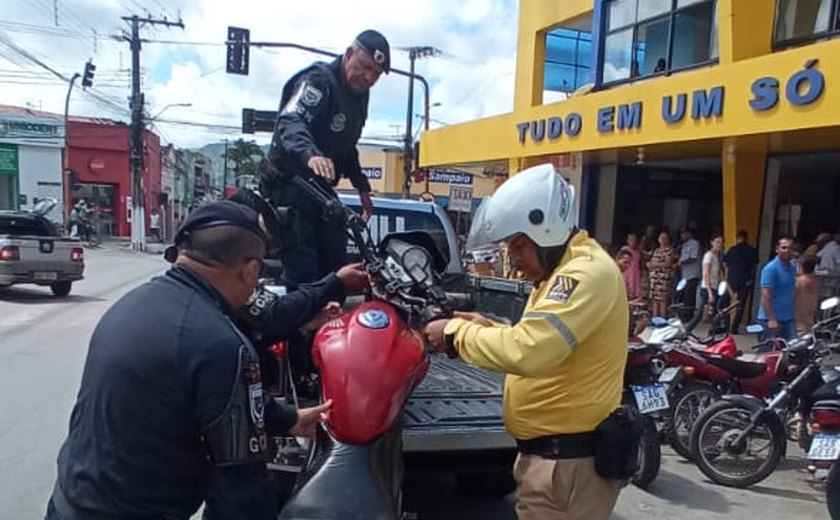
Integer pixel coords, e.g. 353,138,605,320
466,163,576,251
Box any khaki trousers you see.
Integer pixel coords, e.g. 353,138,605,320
513,454,623,520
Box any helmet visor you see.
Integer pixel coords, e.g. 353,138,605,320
466,195,500,252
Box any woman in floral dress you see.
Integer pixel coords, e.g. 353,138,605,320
647,230,677,318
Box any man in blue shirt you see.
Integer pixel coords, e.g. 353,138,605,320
757,236,796,340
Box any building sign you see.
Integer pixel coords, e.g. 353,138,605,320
0,116,63,147
448,185,473,213
0,143,19,174
429,169,473,185
516,58,826,145
361,167,383,179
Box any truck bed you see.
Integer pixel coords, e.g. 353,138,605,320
401,275,533,453
402,355,512,452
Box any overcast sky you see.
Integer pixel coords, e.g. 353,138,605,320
0,0,519,149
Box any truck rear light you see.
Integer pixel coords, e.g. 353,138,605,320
0,246,19,261
71,247,84,263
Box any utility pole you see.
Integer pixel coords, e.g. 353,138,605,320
401,46,440,198
122,14,184,251
222,138,229,193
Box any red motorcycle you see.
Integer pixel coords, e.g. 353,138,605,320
277,178,452,519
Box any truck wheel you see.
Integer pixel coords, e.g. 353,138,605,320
455,470,516,498
50,281,72,297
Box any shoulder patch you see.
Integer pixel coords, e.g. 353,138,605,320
301,84,324,107
546,275,579,303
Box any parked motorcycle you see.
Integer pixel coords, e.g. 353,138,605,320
277,176,452,519
624,343,683,488
638,281,748,460
689,297,840,488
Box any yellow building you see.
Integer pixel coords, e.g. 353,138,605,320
420,0,840,256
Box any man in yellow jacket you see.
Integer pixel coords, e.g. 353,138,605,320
425,164,628,520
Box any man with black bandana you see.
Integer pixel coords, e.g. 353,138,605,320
260,29,390,289
46,201,333,520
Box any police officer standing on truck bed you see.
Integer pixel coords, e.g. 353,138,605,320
45,201,336,520
424,164,631,520
260,29,389,288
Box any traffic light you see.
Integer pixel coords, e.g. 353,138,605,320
81,60,96,88
226,27,250,75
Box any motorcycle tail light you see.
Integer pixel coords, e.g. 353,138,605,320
0,246,19,261
812,410,840,428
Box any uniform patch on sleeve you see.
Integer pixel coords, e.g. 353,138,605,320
546,275,579,303
300,84,324,106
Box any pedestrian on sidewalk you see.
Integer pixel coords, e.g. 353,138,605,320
795,255,821,334
724,230,759,334
758,236,797,341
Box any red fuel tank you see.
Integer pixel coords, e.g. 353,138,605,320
312,301,430,444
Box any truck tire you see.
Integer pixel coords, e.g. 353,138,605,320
51,281,72,297
455,470,516,498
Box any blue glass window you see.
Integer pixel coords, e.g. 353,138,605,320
600,0,718,85
544,28,593,94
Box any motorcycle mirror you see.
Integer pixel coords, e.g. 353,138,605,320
651,316,668,327
717,281,728,297
820,296,840,312
676,279,687,292
745,324,764,335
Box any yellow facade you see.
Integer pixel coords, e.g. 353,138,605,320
419,0,840,247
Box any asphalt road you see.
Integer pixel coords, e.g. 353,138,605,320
0,246,832,519
0,245,167,520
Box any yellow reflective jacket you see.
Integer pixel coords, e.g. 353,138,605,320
445,231,628,439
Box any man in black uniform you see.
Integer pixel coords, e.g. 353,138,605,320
261,29,390,288
46,201,337,520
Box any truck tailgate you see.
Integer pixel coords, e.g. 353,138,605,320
402,356,513,452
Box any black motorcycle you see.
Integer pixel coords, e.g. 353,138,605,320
689,297,840,488
624,342,683,488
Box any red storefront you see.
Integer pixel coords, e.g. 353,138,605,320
67,118,161,237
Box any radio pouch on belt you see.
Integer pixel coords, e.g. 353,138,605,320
593,405,643,480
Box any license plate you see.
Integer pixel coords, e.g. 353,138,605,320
632,383,670,414
33,272,57,281
808,434,840,461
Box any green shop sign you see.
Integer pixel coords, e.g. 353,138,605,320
0,143,19,175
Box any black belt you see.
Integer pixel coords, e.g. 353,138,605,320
516,432,595,459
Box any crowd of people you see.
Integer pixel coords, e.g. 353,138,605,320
614,224,840,340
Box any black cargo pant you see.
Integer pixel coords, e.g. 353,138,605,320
266,180,347,290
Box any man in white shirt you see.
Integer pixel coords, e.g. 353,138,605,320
818,231,840,271
677,227,701,322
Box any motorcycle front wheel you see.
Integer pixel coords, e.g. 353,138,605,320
690,400,786,488
667,381,720,460
632,415,661,489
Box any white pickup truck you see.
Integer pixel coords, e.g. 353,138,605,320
0,200,85,297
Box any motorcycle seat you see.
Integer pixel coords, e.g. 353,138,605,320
704,355,767,379
279,429,396,520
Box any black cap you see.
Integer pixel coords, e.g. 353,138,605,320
354,29,390,73
165,201,268,263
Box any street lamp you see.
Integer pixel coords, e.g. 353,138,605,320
401,46,441,197
150,102,192,120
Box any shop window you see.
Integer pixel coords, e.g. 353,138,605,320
544,28,593,95
599,0,718,86
774,0,839,46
